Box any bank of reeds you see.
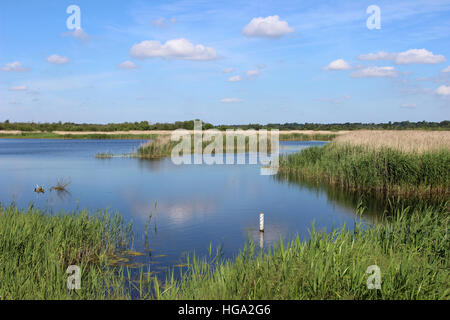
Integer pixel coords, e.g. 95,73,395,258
279,142,450,197
157,204,449,300
333,130,450,153
0,205,133,299
134,134,275,159
1,203,448,299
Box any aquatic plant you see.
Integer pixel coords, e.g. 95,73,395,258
156,204,449,300
49,178,71,192
133,133,275,159
0,205,133,299
1,202,448,300
95,152,114,159
279,142,450,197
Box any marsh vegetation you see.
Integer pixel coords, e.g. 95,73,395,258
1,202,448,300
279,131,450,197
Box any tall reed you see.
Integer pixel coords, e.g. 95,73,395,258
134,134,275,159
0,205,133,299
156,204,449,300
279,142,450,196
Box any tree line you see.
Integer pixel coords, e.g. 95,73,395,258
0,119,448,132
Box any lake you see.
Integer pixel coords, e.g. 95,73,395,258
0,138,372,278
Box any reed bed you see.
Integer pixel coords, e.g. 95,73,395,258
279,141,450,196
1,203,448,299
134,134,275,159
0,205,133,299
334,130,450,153
135,135,179,159
157,204,449,300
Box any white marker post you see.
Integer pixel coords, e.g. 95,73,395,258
259,212,264,232
259,231,264,249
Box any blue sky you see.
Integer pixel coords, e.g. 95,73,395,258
1,0,449,124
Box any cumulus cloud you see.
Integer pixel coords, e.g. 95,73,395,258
62,28,90,42
227,75,242,82
46,54,69,65
8,86,27,91
351,66,398,78
222,67,235,73
358,49,445,65
221,98,243,103
242,15,294,38
246,69,260,76
130,38,217,61
118,61,139,70
324,59,351,71
441,66,450,73
1,61,30,72
436,85,450,96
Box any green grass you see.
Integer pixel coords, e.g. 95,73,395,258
1,203,448,299
279,142,450,196
0,132,158,140
0,205,133,299
157,204,449,300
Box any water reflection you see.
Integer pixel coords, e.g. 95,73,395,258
0,138,382,282
274,171,447,224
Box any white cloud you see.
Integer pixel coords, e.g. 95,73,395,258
221,98,242,103
242,15,294,38
130,38,217,61
8,86,27,91
358,49,445,65
150,17,177,27
436,85,450,96
246,69,260,76
396,49,445,64
227,75,242,82
46,54,69,65
400,103,416,108
1,61,30,72
62,28,90,41
118,61,139,70
324,59,351,71
351,66,398,78
441,66,450,73
222,67,235,73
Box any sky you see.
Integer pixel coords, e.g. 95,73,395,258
1,0,450,124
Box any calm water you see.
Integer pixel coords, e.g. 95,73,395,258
0,138,371,277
